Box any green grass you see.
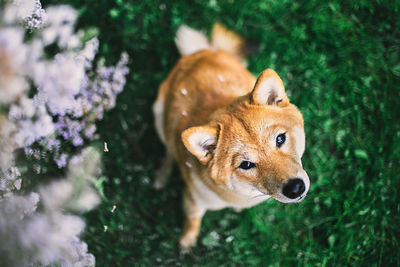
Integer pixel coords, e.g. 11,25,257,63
46,0,400,265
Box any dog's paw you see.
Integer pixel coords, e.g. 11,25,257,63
179,233,197,251
179,245,191,256
153,170,170,190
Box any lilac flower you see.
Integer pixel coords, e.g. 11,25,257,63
1,0,129,175
0,117,18,171
43,137,61,152
31,149,41,160
24,0,46,30
78,37,99,68
41,5,79,48
0,148,100,266
3,0,37,25
78,52,129,119
55,116,84,146
9,96,55,147
1,1,129,265
34,164,41,174
84,124,97,139
41,147,101,212
34,53,86,116
0,166,21,192
55,154,68,168
0,178,5,191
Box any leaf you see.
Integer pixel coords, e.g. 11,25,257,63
354,149,369,160
358,207,370,216
109,9,120,18
392,63,400,75
328,235,336,247
201,231,220,248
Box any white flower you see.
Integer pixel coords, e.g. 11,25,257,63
3,0,36,24
0,1,129,265
24,39,45,76
8,96,36,119
0,148,100,266
22,212,86,265
40,180,73,211
0,116,17,171
40,147,101,212
0,192,40,218
0,27,30,105
79,38,99,65
41,5,78,48
9,96,55,147
35,53,85,115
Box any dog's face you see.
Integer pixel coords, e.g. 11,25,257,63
182,69,309,203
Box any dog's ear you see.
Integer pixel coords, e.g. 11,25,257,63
250,69,289,106
182,125,219,164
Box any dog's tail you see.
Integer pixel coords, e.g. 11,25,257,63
175,23,246,62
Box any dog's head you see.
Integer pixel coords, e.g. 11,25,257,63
182,69,309,203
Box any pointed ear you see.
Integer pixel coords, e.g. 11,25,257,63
250,69,289,106
182,125,218,164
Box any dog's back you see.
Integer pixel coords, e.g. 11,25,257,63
153,24,255,161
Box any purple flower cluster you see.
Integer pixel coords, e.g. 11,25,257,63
7,27,129,170
1,0,130,188
55,117,84,147
29,51,129,168
80,52,129,119
24,0,46,30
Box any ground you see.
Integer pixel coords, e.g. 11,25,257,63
45,0,400,265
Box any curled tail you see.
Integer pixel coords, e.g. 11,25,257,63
175,23,246,63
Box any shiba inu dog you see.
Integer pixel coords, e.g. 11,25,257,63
153,24,310,249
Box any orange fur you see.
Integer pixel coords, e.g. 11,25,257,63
153,25,309,249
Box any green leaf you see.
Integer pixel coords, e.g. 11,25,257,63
354,149,369,160
328,235,336,247
201,231,220,248
109,9,120,18
358,207,370,216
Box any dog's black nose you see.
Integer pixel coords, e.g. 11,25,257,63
282,178,305,199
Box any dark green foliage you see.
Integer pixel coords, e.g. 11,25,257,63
43,0,400,265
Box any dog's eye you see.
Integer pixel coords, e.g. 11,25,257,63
239,161,255,170
276,133,286,148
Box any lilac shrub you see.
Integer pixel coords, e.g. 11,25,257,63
1,0,129,174
0,0,129,265
0,148,101,267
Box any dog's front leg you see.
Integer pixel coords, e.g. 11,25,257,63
179,189,206,250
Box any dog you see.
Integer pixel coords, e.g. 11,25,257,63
153,24,310,250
